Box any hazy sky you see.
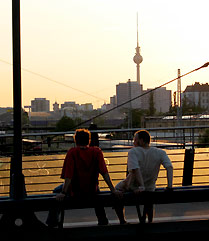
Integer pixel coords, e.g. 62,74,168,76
0,0,208,110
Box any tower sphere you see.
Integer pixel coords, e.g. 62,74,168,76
133,54,143,64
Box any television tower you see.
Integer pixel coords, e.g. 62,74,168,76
133,13,143,85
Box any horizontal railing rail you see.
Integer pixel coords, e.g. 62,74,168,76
0,126,209,196
0,125,209,137
0,147,209,196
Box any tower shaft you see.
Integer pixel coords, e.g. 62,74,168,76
137,64,140,85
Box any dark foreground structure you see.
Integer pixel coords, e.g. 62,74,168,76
1,187,209,240
0,218,209,240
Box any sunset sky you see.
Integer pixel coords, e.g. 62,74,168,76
0,0,208,110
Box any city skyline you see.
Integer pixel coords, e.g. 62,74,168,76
25,79,172,112
0,0,208,110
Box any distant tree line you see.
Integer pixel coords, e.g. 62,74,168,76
169,95,206,116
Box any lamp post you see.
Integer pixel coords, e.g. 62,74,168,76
11,0,26,199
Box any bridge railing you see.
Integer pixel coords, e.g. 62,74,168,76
0,125,209,196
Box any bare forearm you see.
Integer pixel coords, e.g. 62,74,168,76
56,178,71,201
62,178,71,193
102,172,115,193
166,166,173,188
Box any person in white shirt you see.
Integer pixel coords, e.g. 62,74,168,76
115,130,173,223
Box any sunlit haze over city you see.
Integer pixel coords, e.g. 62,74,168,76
0,0,208,110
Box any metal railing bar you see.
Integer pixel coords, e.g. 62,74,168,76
106,163,127,166
26,190,56,194
0,161,11,164
194,159,209,162
191,181,209,185
0,169,10,172
22,166,62,171
0,192,9,195
167,153,185,156
170,160,184,163
0,184,10,187
193,167,209,170
23,174,61,178
104,156,128,158
2,124,209,138
107,171,127,174
157,176,183,179
0,176,10,180
192,174,209,177
22,158,64,163
25,181,63,186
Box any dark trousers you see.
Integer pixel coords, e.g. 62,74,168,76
46,185,108,227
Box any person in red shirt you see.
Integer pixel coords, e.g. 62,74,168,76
60,130,107,197
51,129,123,226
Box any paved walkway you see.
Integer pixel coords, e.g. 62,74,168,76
36,201,209,228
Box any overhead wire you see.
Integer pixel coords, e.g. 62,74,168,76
0,58,107,102
72,62,209,129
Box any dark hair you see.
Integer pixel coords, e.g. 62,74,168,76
74,129,91,146
135,130,151,144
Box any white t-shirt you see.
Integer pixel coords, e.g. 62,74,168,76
117,146,173,192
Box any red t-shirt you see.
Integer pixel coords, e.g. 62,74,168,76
61,146,108,196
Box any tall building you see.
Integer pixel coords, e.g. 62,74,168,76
182,82,209,110
116,80,142,110
31,98,50,112
141,87,171,113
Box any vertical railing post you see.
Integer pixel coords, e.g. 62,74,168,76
182,148,194,186
183,128,185,149
10,0,26,199
192,128,195,152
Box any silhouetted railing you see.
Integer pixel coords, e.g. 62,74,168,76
0,126,209,196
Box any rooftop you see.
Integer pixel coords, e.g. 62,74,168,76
184,82,209,92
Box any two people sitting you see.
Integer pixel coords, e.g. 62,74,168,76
47,128,173,226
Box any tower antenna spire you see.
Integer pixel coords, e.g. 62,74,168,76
137,12,139,47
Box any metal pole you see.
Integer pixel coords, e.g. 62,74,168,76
182,148,194,186
11,0,25,199
177,69,182,144
128,79,132,145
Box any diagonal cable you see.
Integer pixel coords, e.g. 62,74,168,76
72,62,209,129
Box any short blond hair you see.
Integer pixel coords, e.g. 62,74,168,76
74,129,91,146
135,130,151,144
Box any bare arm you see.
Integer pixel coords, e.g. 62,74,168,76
62,178,71,192
102,172,123,198
56,178,71,201
102,173,115,192
161,151,173,189
166,165,173,189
